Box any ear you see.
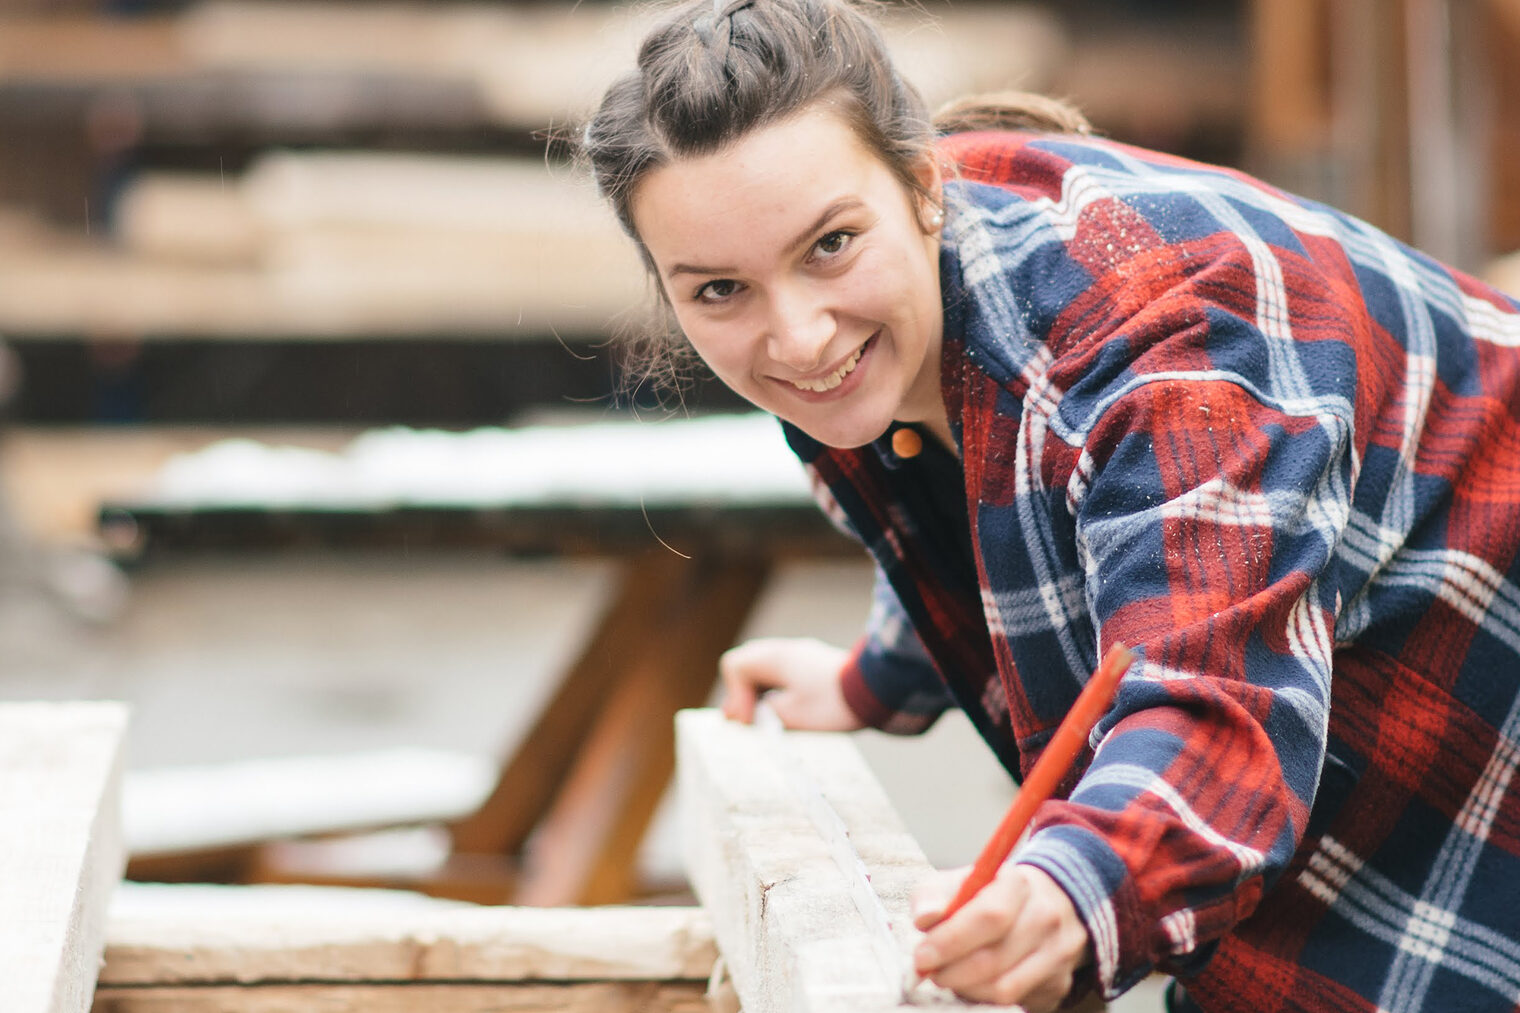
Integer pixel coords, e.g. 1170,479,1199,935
912,155,945,234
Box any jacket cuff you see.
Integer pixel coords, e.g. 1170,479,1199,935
839,636,896,729
1015,823,1155,1001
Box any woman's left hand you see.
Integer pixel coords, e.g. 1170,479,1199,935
911,863,1092,1011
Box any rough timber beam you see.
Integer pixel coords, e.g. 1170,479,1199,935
92,982,711,1013
0,702,129,1013
676,708,1004,1013
96,896,720,1013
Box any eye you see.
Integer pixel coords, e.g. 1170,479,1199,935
695,278,743,303
812,230,854,259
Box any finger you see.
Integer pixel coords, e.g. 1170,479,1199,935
718,654,760,723
915,875,1030,973
920,941,1013,995
721,685,756,723
926,922,1074,1009
982,947,1078,1012
960,883,1090,1010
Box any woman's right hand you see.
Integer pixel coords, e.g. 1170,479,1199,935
718,637,865,731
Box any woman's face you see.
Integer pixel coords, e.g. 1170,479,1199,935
630,104,945,449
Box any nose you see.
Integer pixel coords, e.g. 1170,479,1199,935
764,284,836,372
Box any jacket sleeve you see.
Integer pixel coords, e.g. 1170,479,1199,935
1011,340,1356,996
839,564,954,734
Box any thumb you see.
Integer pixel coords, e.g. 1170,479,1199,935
721,678,758,723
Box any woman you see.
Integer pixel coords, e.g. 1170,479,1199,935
583,1,1520,1010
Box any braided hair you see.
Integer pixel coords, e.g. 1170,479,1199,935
586,0,934,243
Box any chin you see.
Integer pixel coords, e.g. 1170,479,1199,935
781,413,891,450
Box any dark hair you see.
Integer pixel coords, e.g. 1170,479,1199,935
582,0,1089,400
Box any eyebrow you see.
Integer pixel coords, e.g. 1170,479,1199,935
665,198,865,278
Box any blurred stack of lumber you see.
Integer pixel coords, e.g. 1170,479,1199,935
0,1,1287,424
1,152,645,339
0,1,1068,343
1247,0,1520,277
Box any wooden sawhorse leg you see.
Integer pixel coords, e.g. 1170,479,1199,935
451,547,772,905
220,548,772,905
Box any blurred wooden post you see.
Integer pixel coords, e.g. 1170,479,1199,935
1403,0,1490,269
1250,0,1498,268
1248,0,1330,170
247,549,774,907
0,702,129,1013
447,549,700,861
512,555,772,906
1489,0,1520,256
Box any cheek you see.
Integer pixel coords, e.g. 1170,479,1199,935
851,242,930,315
678,319,750,380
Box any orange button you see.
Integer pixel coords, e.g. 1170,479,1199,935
891,427,923,459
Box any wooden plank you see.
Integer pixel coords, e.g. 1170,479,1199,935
112,175,262,266
0,4,1066,123
675,708,988,1013
0,426,357,546
0,229,643,340
0,17,188,80
0,152,644,339
100,900,718,984
244,847,523,906
91,982,711,1013
125,749,493,859
0,702,130,1013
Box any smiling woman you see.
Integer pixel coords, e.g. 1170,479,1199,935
580,0,1081,429
579,1,1520,1012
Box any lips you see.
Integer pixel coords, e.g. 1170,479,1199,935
786,335,874,393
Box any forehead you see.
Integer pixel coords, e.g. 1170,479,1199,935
630,106,894,263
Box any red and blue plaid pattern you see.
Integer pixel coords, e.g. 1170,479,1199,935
782,131,1520,1010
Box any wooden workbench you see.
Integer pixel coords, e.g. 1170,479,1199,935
88,416,861,906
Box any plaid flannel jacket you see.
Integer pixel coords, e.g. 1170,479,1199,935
781,131,1520,1011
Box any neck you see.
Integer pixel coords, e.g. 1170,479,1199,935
920,412,959,459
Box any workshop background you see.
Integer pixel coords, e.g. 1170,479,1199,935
1,1,1517,1008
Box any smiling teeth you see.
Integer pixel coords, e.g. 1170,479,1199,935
792,347,863,392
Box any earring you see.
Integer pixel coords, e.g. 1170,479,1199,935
928,209,944,229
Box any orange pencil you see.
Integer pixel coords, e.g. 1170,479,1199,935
937,642,1135,922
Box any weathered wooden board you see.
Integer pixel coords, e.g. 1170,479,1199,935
96,892,721,1013
0,227,644,340
88,151,650,340
0,3,1066,125
676,707,999,1013
91,981,711,1013
0,702,129,1013
123,747,495,858
0,1,1068,342
100,898,718,984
